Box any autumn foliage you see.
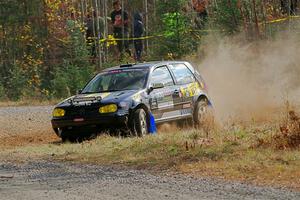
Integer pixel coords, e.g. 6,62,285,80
0,0,298,100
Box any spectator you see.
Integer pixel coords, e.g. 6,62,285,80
281,0,298,15
291,0,298,15
111,0,131,60
133,12,144,62
192,0,208,29
85,11,104,59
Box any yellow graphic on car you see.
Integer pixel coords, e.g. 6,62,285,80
132,93,141,102
180,82,201,97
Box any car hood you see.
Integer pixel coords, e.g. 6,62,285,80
57,90,140,107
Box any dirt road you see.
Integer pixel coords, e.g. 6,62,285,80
1,160,300,200
0,106,53,137
0,106,59,148
1,106,300,199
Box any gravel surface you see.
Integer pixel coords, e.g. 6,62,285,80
1,161,299,200
1,106,300,199
0,106,53,137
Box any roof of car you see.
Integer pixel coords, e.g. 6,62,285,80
103,61,189,72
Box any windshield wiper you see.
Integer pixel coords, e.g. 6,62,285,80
81,90,121,94
100,89,121,92
80,92,97,94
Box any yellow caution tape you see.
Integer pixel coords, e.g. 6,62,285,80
265,15,300,24
86,16,300,45
86,34,164,47
69,15,300,48
101,34,163,42
85,27,215,45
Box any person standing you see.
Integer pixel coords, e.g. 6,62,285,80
133,12,144,62
85,11,105,59
281,0,298,15
111,0,131,60
192,0,208,29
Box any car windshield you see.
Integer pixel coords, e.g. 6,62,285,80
81,68,149,94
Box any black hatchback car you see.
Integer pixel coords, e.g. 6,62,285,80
51,61,212,141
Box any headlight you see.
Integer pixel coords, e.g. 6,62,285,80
53,108,65,117
99,104,118,114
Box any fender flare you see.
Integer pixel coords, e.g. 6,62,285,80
129,103,151,124
194,92,212,106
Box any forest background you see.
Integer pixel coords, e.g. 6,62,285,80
0,0,299,101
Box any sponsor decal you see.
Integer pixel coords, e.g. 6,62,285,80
108,69,146,74
181,108,192,115
161,110,181,118
84,92,111,99
183,103,191,109
108,70,122,74
180,82,201,97
132,93,141,102
157,101,174,110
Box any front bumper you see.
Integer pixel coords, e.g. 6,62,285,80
51,114,128,130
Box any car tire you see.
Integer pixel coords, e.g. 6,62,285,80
61,135,69,142
193,98,214,127
133,109,149,137
59,130,69,142
57,128,75,142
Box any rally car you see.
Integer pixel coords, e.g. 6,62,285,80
51,61,212,141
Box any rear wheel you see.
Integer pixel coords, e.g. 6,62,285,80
193,98,214,127
133,109,149,137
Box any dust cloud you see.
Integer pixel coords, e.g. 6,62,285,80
194,33,300,123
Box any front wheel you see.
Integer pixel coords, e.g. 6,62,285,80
56,128,78,142
132,109,149,137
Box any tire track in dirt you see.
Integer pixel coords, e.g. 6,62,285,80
0,106,59,148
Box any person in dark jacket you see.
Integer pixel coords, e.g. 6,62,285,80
192,0,208,29
133,12,144,62
281,0,298,15
85,12,104,59
111,0,131,60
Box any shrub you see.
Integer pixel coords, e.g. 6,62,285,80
154,0,200,59
5,63,27,101
51,19,94,98
0,83,5,100
209,0,242,34
256,110,300,149
52,61,93,98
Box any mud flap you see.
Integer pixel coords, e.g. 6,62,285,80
148,112,157,134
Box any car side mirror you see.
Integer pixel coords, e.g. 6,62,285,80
147,83,164,94
152,82,164,89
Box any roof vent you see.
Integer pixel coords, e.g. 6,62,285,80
120,63,135,68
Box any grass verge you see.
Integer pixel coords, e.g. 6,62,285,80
1,125,300,190
0,98,61,107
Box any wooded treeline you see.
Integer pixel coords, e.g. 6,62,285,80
0,0,299,100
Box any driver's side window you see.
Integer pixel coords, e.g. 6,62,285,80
150,66,174,87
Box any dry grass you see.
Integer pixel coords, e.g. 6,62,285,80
254,105,300,150
0,98,60,107
1,107,300,189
